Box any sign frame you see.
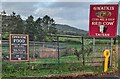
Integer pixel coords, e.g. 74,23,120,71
89,4,119,38
9,34,29,62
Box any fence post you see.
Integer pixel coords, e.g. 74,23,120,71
92,37,95,64
110,38,113,66
57,36,60,64
93,37,95,53
82,36,85,65
33,41,35,58
111,38,117,71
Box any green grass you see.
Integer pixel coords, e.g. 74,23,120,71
60,55,82,63
30,55,82,64
2,62,103,78
3,69,53,77
66,44,81,49
31,58,58,63
2,54,105,78
1,54,109,78
2,38,114,78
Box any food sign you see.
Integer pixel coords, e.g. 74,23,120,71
9,34,29,62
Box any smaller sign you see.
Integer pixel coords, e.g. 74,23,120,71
9,34,29,62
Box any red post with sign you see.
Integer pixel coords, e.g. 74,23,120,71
89,4,119,37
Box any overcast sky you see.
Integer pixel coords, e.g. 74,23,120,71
1,0,120,31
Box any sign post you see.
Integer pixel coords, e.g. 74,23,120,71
89,4,119,72
9,34,29,62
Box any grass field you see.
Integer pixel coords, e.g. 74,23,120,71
2,60,104,78
30,55,82,64
1,51,113,78
2,52,107,78
1,38,115,78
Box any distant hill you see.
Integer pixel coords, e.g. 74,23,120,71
54,24,88,35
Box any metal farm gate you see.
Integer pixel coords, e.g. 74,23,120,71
55,35,113,67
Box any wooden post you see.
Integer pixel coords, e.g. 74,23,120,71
57,36,60,64
82,36,85,65
110,38,113,66
93,37,95,53
112,38,117,71
92,37,95,65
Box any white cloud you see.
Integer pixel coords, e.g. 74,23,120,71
34,7,62,17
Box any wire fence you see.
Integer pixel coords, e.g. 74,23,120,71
2,36,114,67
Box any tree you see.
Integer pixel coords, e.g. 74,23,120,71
2,12,18,34
12,11,16,16
34,17,45,41
42,15,55,33
2,11,57,41
13,15,24,34
1,10,6,15
48,26,57,34
41,15,57,41
24,15,35,40
2,11,25,34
